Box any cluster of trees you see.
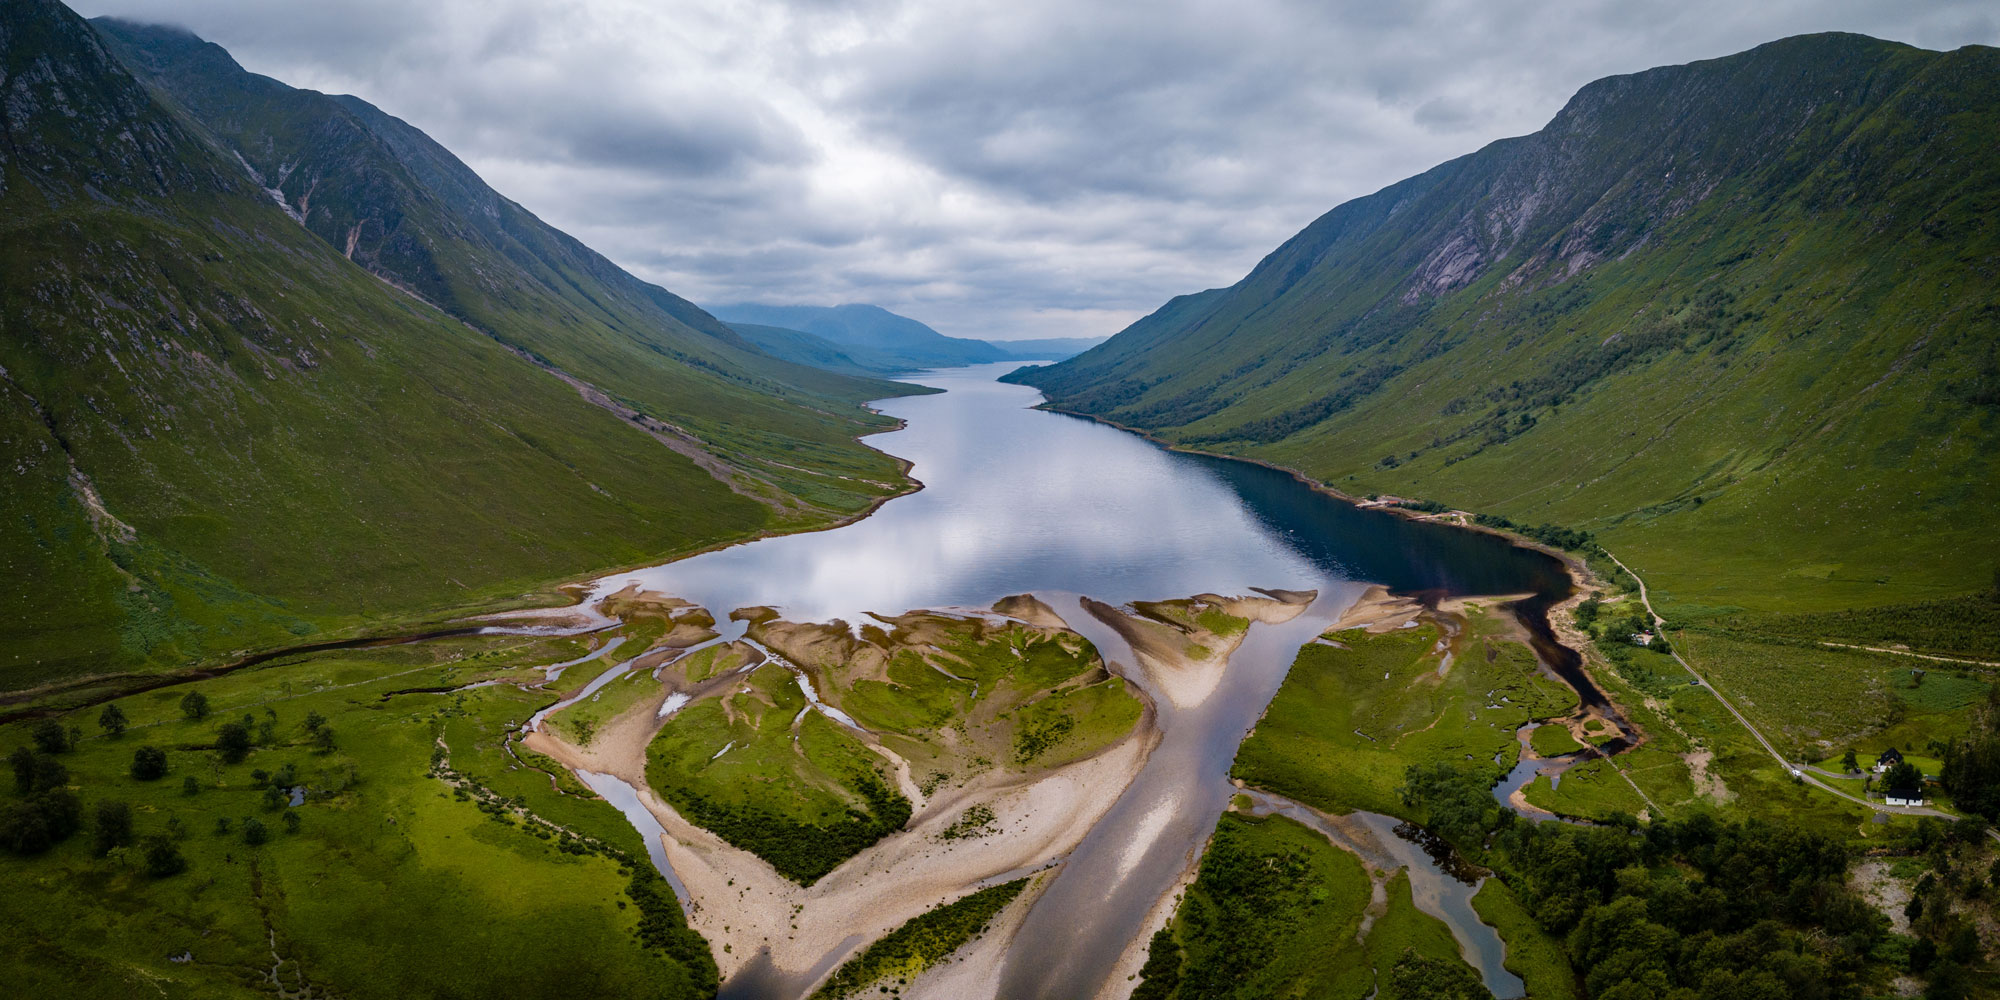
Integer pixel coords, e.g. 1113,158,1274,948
1396,764,1986,999
1472,513,1597,554
1132,815,1332,1000
2,746,81,854
3,693,330,865
663,768,911,885
1941,690,2000,819
1503,815,1881,999
1573,599,1665,653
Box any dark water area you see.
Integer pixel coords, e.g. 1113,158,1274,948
1171,450,1571,602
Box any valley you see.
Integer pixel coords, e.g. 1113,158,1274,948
3,4,1997,1000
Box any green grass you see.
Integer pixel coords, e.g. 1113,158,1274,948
1523,759,1649,822
1014,36,2000,618
1367,871,1488,1000
0,631,714,998
3,5,930,699
1529,724,1584,757
772,614,1143,791
1671,629,1990,761
1470,878,1577,1000
1233,609,1574,820
645,663,910,884
810,877,1029,999
1133,811,1375,1000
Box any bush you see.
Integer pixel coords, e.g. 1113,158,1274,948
0,789,83,854
216,722,252,764
98,703,128,738
179,691,209,721
30,720,70,754
241,817,268,846
143,836,187,878
181,776,200,797
10,748,67,794
93,801,134,857
131,745,169,781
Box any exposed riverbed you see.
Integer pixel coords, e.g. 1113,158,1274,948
529,364,1582,999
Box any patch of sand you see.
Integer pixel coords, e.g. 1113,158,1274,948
1084,592,1311,709
528,696,1157,990
1327,585,1426,634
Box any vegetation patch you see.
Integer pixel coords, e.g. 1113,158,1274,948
811,877,1029,998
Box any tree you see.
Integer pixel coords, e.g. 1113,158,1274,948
312,726,336,753
1886,760,1925,792
30,720,70,754
179,691,209,720
303,710,327,735
1399,762,1500,847
98,703,128,738
131,745,169,781
282,811,301,834
93,801,134,857
216,722,252,764
11,749,67,794
1842,748,1860,773
142,836,187,878
262,786,286,812
8,747,36,794
0,788,82,854
181,776,200,797
241,817,269,846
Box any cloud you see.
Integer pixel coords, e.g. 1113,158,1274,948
70,0,2000,341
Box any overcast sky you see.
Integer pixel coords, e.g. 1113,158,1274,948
73,0,1998,341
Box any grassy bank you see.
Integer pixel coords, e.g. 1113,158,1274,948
0,630,715,998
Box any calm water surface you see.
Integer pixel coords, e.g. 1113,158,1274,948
587,363,1567,999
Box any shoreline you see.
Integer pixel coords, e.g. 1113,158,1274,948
0,408,926,719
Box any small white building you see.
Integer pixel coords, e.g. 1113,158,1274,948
1885,787,1926,808
1873,747,1906,774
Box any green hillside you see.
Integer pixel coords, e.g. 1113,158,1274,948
1012,33,2000,616
0,1,919,700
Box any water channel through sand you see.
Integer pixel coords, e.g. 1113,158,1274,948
518,364,1580,999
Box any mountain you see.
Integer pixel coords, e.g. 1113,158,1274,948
708,302,1014,369
724,321,902,377
0,2,920,697
991,337,1106,361
1011,33,2000,615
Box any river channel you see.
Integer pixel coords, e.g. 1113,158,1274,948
570,362,1574,999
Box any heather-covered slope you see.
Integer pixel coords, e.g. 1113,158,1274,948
0,1,914,696
1013,33,2000,614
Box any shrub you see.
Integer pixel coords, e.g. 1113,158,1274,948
30,720,70,754
179,691,209,721
216,722,252,764
131,746,170,781
241,817,268,846
93,801,134,857
98,704,128,738
143,836,187,878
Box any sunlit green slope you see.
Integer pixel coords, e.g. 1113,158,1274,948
0,0,917,695
1014,33,2000,613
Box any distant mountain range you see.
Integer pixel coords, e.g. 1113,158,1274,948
1012,33,2000,613
0,2,923,690
709,303,1103,372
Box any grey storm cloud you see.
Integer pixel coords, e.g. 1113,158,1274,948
68,0,2000,341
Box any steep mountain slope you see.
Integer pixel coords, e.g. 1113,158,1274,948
0,1,913,696
709,302,1014,368
91,17,920,518
1013,33,2000,614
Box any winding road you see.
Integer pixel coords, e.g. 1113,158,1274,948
1599,550,1956,821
